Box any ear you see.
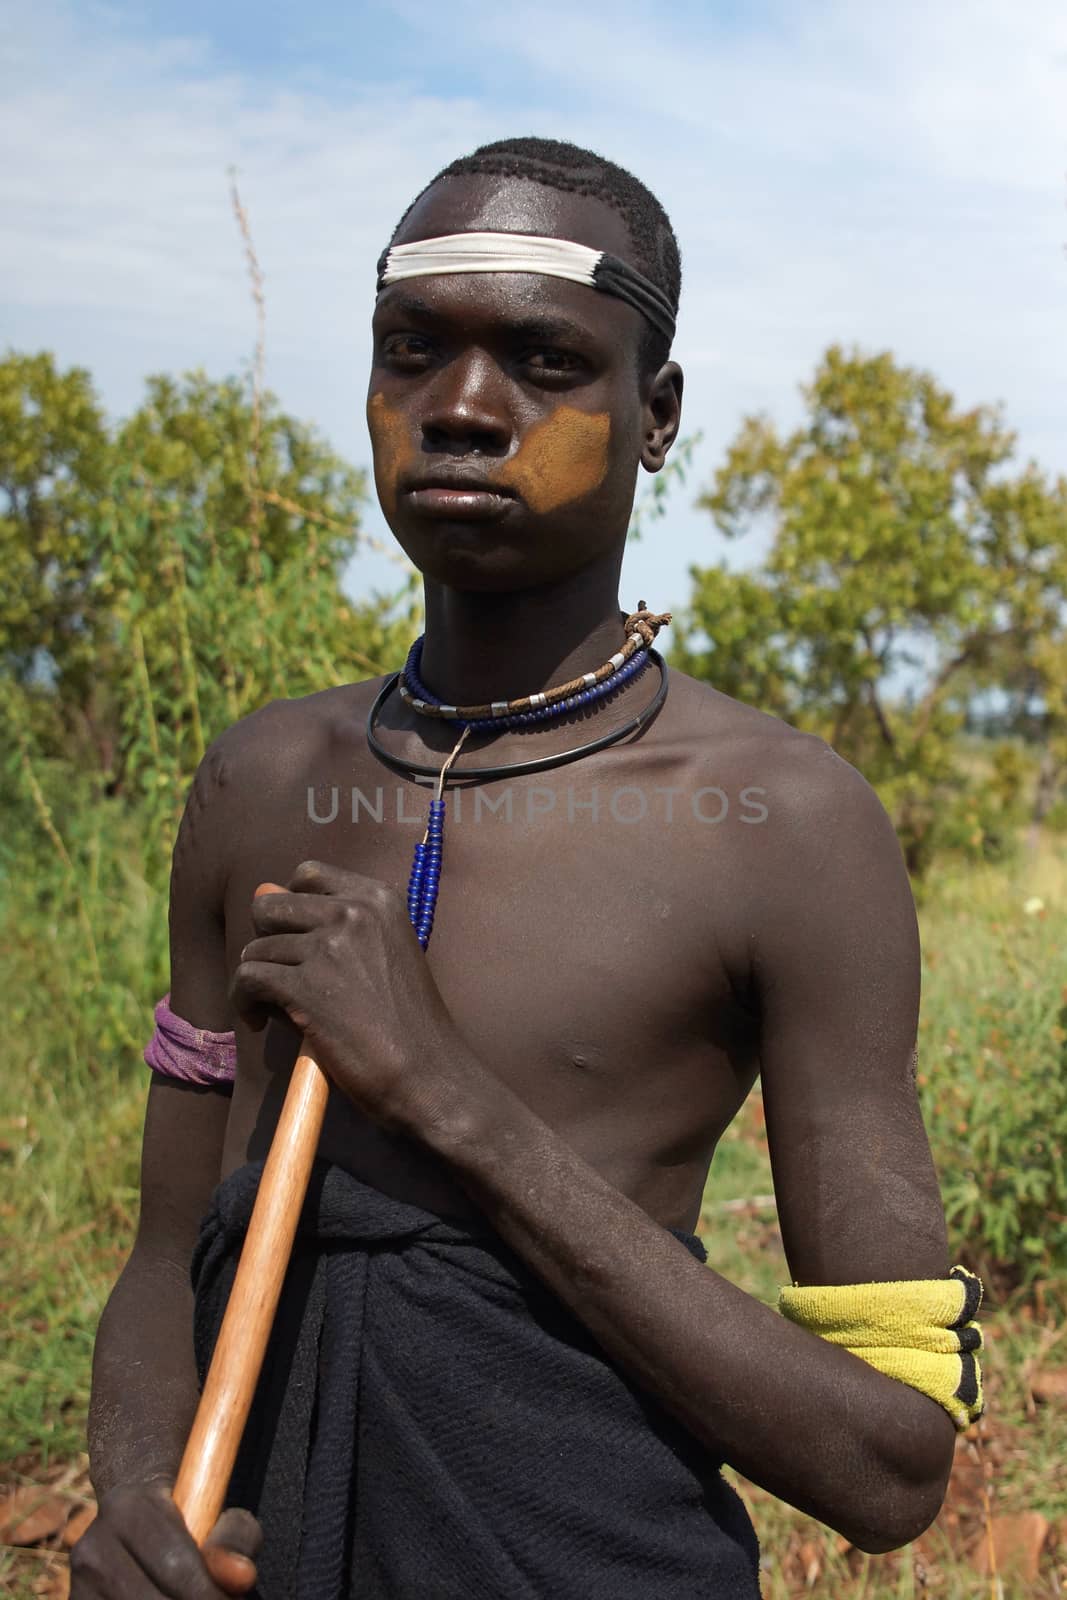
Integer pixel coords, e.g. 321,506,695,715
640,361,684,473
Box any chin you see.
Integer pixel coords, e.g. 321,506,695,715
390,532,564,594
394,530,626,599
420,558,563,595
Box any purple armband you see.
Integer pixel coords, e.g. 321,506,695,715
143,992,237,1086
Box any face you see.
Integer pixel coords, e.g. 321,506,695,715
366,175,682,592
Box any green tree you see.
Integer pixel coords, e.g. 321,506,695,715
0,351,112,697
1,352,418,863
674,346,1067,874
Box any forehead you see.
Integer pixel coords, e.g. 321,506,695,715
393,174,635,261
379,174,641,339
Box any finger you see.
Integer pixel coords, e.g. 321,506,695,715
203,1506,262,1597
230,960,299,1032
205,1507,263,1563
101,1486,220,1599
239,933,307,966
288,858,366,895
202,1546,258,1593
232,999,288,1034
250,891,337,938
70,1521,170,1597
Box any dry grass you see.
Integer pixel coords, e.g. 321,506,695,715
2,831,1065,1595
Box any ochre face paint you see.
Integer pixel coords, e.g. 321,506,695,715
497,408,611,513
367,392,416,522
369,391,612,520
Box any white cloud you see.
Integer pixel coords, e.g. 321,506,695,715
441,0,1067,189
2,0,1064,618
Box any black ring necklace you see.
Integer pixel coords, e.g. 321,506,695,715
365,646,670,783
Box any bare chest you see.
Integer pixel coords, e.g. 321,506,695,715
220,734,764,1228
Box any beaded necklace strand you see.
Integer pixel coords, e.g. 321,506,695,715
365,648,669,784
365,604,672,949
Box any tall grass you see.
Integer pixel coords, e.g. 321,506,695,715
0,781,164,1479
2,733,1065,1595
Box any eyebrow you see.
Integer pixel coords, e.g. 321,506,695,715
372,290,596,346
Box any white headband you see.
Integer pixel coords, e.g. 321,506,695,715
376,230,676,344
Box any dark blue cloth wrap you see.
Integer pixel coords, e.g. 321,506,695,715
191,1159,762,1599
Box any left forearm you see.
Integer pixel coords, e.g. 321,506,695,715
416,1057,953,1552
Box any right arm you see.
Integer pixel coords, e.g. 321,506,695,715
89,738,236,1496
86,1076,232,1496
76,741,262,1596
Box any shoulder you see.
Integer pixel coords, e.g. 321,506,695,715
173,676,392,883
663,665,876,819
198,675,392,792
661,670,905,906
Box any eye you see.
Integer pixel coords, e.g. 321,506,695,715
382,334,434,363
524,349,582,375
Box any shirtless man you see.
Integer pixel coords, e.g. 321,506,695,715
77,137,959,1597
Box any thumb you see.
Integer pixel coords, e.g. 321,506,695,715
202,1507,263,1594
239,881,289,1033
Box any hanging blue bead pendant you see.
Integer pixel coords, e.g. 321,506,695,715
407,797,445,950
405,724,470,951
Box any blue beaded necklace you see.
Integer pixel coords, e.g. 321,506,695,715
367,605,672,950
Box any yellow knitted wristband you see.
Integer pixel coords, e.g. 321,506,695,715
778,1264,984,1431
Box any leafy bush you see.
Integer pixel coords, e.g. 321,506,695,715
926,782,1023,868
0,353,420,823
677,345,1067,879
1044,798,1067,834
917,844,1067,1291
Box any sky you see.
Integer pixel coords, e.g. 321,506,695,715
3,0,1066,658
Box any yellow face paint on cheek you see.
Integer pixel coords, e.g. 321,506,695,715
498,409,611,513
367,392,416,521
368,395,611,520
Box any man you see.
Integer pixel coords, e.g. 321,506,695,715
76,137,967,1598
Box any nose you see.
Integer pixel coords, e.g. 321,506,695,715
419,349,512,455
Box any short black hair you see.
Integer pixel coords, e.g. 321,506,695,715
388,136,681,383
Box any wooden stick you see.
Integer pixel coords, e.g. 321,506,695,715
172,889,330,1547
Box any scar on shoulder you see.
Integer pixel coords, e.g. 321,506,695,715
173,744,232,868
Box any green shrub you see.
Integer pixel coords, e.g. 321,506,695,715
917,845,1067,1290
1044,798,1067,834
928,782,1023,867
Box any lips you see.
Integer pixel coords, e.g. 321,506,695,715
402,471,518,524
403,473,515,497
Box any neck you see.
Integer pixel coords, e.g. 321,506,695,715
418,548,632,706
